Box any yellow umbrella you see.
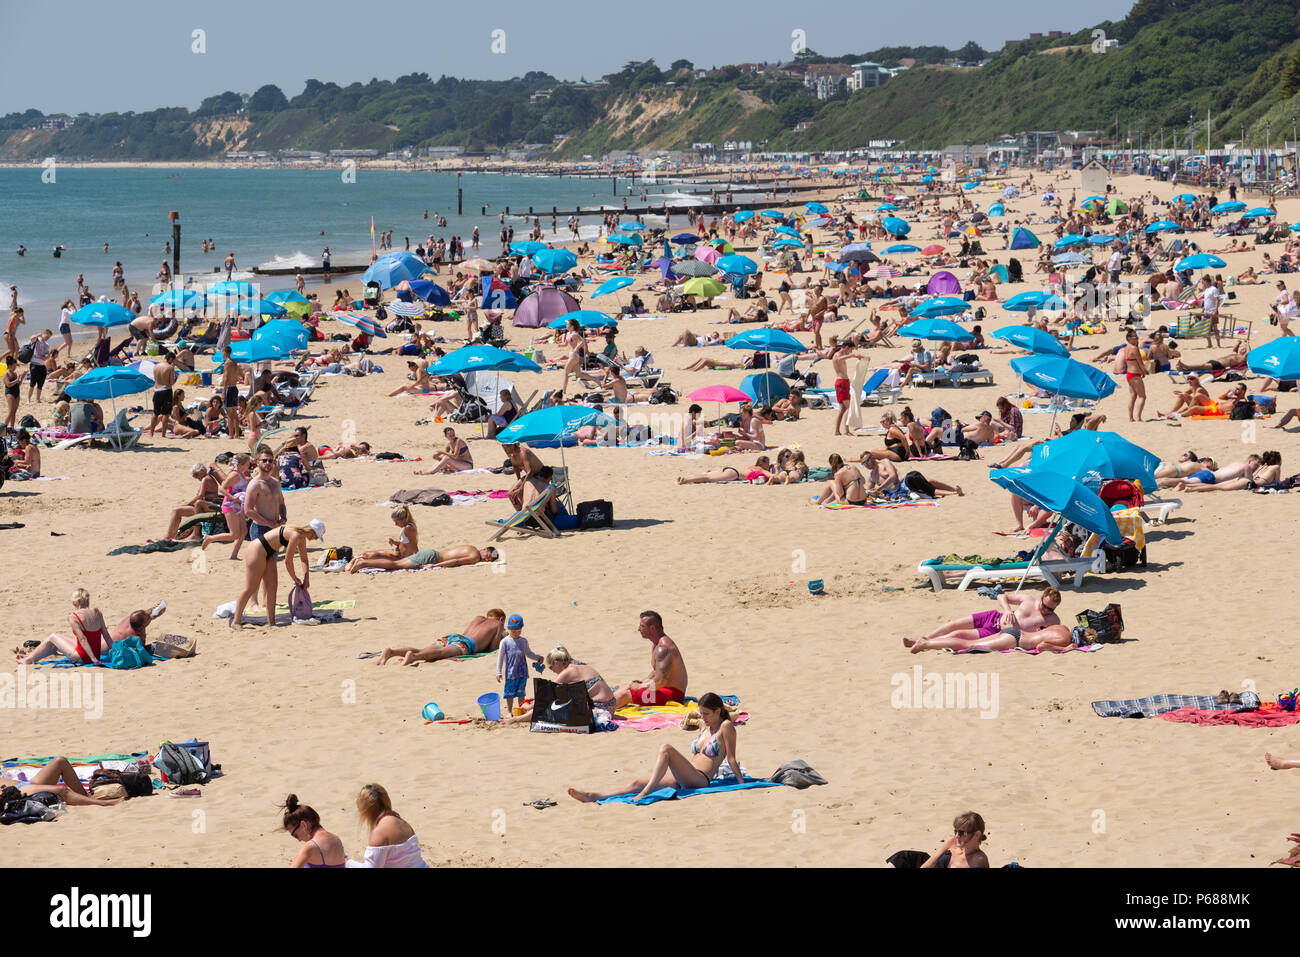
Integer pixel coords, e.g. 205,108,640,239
682,277,727,299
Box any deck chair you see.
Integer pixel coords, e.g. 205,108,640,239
52,411,142,451
1140,496,1181,526
949,366,996,386
916,521,1103,592
861,368,901,405
487,484,560,540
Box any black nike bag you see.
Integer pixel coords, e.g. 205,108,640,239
530,678,593,734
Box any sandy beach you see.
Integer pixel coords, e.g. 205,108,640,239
6,164,1300,869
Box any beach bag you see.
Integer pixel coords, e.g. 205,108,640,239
177,738,213,776
930,407,950,430
529,678,593,734
150,633,197,659
648,384,678,405
1102,541,1147,572
154,741,207,785
1076,603,1124,643
324,546,353,563
288,584,313,621
16,343,33,364
88,768,153,798
106,636,153,670
577,500,613,529
1230,398,1256,420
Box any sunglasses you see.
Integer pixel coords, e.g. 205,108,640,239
954,829,972,837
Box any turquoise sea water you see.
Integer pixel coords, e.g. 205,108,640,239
0,167,738,331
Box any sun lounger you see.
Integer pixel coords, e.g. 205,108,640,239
51,411,142,451
917,523,1105,592
861,368,901,405
486,484,560,540
1140,496,1181,526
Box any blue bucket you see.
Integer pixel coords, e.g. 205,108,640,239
477,692,501,721
808,579,825,595
422,702,444,721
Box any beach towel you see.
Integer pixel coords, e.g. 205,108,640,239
1092,693,1260,718
31,652,168,669
768,760,828,789
950,643,1103,654
107,540,191,556
613,699,748,731
596,778,781,805
212,598,354,624
2,753,150,789
1159,705,1300,728
823,500,939,510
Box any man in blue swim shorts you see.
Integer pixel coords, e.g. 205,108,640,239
376,609,507,665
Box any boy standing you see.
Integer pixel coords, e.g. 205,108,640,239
496,614,542,716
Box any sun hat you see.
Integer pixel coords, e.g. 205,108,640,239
507,614,524,629
308,518,326,541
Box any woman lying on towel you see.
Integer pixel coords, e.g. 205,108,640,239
676,455,774,485
0,756,126,808
281,793,348,868
885,811,990,868
1173,451,1281,492
568,692,743,803
904,623,1094,654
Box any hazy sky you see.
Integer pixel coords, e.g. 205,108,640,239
1,0,1135,114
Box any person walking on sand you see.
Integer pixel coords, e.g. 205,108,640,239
145,349,178,437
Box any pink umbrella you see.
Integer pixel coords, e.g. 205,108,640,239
687,384,749,403
694,245,721,265
866,265,901,278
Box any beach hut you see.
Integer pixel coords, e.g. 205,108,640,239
1010,227,1040,250
512,284,579,328
1080,159,1108,198
926,271,961,296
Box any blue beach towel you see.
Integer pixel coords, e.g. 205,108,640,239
597,779,781,805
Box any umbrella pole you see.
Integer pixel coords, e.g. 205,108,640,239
1015,517,1064,593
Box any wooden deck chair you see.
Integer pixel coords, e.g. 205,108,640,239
486,484,560,541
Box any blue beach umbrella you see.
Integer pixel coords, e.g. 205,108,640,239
1010,354,1116,400
804,202,828,214
908,296,968,318
207,280,258,297
151,289,206,310
771,237,803,249
989,467,1123,545
881,216,911,236
991,325,1068,356
716,254,758,275
65,365,153,400
604,234,642,246
876,203,898,212
72,302,135,328
1171,193,1196,205
1053,234,1088,249
670,232,699,245
227,298,287,318
532,249,578,274
773,225,802,238
988,202,1005,217
1210,201,1246,214
732,212,754,223
511,241,548,256
404,279,452,306
266,290,309,304
362,253,427,288
226,338,293,363
1247,336,1300,380
1144,220,1180,233
724,327,806,354
759,209,784,219
496,405,617,445
1242,207,1275,219
592,276,635,299
1172,253,1227,272
547,309,617,330
896,316,969,340
617,222,646,231
428,344,540,376
1087,235,1116,246
334,311,387,339
882,244,920,254
739,371,790,404
253,318,311,351
1027,430,1160,490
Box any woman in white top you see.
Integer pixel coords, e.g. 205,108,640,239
58,300,74,352
346,783,428,868
359,506,418,562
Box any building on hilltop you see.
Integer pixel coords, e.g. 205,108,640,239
846,62,896,92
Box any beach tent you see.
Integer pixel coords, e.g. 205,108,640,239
740,372,790,404
1010,228,1040,250
512,284,578,328
926,271,961,296
987,264,1009,283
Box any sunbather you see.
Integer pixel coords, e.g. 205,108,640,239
906,622,1088,654
231,520,325,630
281,793,348,868
348,783,429,868
1155,451,1213,480
164,462,224,541
388,361,435,397
346,543,499,573
1162,454,1261,488
568,692,741,803
1156,375,1212,418
318,441,372,460
503,645,618,725
810,453,868,505
415,427,473,474
904,588,1062,651
1173,451,1280,491
1173,341,1248,373
359,506,419,562
376,608,507,664
677,455,772,484
885,811,991,868
0,757,125,808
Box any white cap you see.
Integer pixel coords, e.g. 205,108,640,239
309,518,326,542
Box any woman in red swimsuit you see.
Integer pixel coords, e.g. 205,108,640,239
1123,329,1146,422
15,588,108,665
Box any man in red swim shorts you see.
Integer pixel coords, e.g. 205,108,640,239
612,610,688,709
826,334,867,436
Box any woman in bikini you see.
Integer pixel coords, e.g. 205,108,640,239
388,361,435,397
281,794,347,868
415,427,473,474
2,352,20,430
231,519,326,630
0,756,126,808
360,506,418,562
15,588,112,665
810,453,868,506
568,692,743,803
504,645,619,726
1123,329,1146,421
866,412,911,463
201,453,251,560
676,455,771,484
559,318,587,397
318,441,371,460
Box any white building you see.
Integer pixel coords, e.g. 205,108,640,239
846,62,893,92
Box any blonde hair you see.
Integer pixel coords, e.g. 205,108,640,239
71,588,90,608
545,646,572,668
390,506,413,524
356,783,393,831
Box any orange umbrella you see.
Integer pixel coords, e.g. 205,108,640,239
922,244,945,256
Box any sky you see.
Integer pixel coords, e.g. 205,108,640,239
1,0,1136,115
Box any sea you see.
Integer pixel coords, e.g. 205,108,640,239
0,167,765,333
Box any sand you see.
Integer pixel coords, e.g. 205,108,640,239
5,166,1299,868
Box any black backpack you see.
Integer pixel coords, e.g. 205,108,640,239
16,343,34,364
1229,398,1256,420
